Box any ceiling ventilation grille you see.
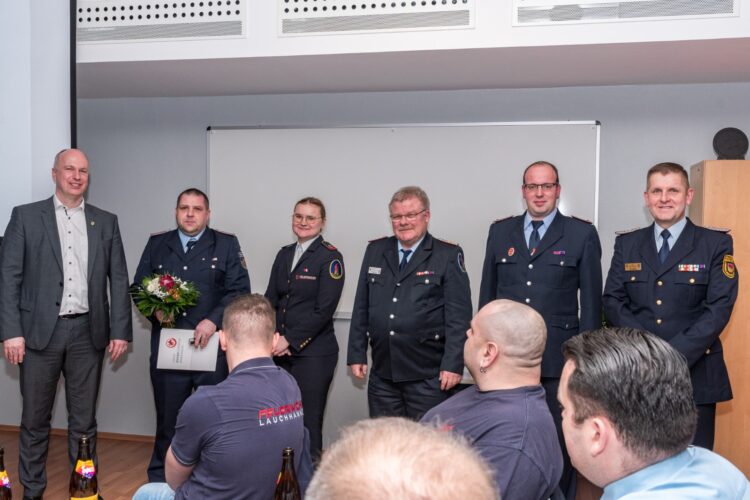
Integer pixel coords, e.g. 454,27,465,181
279,0,473,35
77,0,245,43
514,0,737,25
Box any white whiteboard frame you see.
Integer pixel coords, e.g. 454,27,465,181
207,121,601,316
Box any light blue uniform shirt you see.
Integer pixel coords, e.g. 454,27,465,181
602,446,750,499
398,235,425,266
523,209,558,247
178,228,206,253
654,217,687,252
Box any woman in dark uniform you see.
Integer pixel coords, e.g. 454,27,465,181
265,197,344,461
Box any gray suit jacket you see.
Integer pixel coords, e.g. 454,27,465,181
0,197,132,350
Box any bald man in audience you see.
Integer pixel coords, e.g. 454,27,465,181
422,299,563,500
306,417,497,500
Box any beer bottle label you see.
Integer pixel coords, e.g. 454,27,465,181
70,495,97,500
75,459,96,479
0,470,9,487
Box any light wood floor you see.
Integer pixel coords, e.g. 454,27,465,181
0,430,152,500
0,429,601,499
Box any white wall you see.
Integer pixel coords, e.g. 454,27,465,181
26,81,743,444
0,0,71,426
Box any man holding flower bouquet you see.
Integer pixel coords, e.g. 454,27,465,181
133,188,251,483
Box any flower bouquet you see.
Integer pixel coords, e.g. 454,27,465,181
130,273,200,328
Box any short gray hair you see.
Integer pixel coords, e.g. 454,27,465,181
307,417,497,500
389,186,430,211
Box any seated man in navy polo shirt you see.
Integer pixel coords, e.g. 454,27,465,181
421,300,563,500
133,294,310,500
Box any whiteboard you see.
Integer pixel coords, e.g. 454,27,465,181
208,122,600,315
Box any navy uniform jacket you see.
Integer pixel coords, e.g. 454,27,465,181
479,212,603,378
603,219,738,404
265,235,345,356
133,228,251,335
347,232,472,382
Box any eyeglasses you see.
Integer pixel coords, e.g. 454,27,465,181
292,214,322,223
389,209,427,223
522,183,558,193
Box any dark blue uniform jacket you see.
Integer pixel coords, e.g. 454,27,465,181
603,219,738,404
479,212,603,378
347,232,472,382
265,235,344,356
133,228,251,333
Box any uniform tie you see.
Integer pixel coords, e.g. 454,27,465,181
529,220,543,253
399,249,412,272
658,229,671,264
185,238,197,254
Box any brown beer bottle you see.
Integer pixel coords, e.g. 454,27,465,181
273,447,300,500
0,447,12,500
69,436,98,500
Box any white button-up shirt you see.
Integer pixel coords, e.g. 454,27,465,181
54,195,89,315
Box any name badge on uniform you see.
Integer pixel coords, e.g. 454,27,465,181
295,275,317,281
624,263,642,271
368,267,382,275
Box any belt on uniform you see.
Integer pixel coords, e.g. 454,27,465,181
59,312,89,320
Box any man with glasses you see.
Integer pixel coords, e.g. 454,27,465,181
478,160,602,498
348,186,472,419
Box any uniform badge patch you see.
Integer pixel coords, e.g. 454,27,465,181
329,259,343,280
238,251,247,270
624,263,642,271
368,266,381,275
553,250,566,255
416,271,435,277
723,255,736,279
457,251,467,273
508,247,515,257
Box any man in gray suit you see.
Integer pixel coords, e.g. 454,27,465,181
0,148,132,499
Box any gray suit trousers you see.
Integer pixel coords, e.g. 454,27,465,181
19,314,103,496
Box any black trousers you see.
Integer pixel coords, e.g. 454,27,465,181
19,314,103,497
147,333,228,482
275,352,338,462
542,377,577,500
367,373,448,420
694,403,717,450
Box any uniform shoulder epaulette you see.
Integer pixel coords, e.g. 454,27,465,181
436,237,459,247
704,225,731,234
615,227,641,236
150,229,170,236
571,215,593,224
492,216,513,224
213,229,236,237
369,236,389,243
322,240,337,250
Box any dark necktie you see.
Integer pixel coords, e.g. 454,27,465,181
658,229,671,264
186,238,197,254
399,249,412,272
529,220,544,253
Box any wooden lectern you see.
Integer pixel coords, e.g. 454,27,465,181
690,160,749,475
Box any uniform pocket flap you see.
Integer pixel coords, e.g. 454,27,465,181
548,316,579,330
674,272,709,285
